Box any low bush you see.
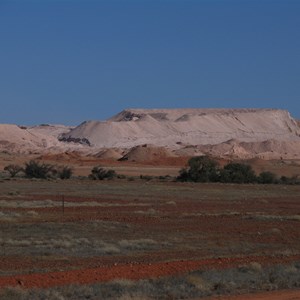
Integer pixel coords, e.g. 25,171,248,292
177,156,299,185
177,156,220,182
280,175,300,185
56,166,73,179
24,160,55,179
140,175,153,181
158,175,172,181
220,163,257,183
4,164,23,178
89,166,117,180
258,171,278,184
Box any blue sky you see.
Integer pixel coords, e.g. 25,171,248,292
0,0,299,125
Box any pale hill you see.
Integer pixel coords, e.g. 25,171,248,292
61,109,300,149
28,124,72,138
195,139,300,160
38,152,82,161
0,124,86,154
94,149,123,160
120,145,176,162
174,146,205,157
2,109,300,160
0,124,51,153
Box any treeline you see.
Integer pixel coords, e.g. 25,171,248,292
4,161,72,179
3,161,116,180
177,156,300,184
3,156,299,184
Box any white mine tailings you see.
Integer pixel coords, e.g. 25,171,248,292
1,108,300,160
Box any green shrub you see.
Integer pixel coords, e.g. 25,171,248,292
140,175,153,181
258,171,278,184
4,164,23,177
220,163,257,183
158,175,171,180
56,166,73,179
24,160,55,179
177,157,298,185
89,166,116,180
177,156,220,182
280,175,300,185
177,168,189,181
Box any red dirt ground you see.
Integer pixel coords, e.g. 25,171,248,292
1,179,300,299
1,255,300,289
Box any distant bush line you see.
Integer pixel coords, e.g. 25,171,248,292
4,161,74,180
89,166,117,180
3,161,118,181
177,156,300,185
3,156,299,184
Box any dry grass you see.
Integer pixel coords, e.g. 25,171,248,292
1,262,299,299
0,199,150,208
0,223,160,258
244,213,300,221
118,239,157,251
1,179,300,298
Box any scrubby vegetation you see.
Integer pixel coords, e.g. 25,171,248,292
24,160,55,179
89,166,117,180
177,156,300,184
1,178,300,299
3,164,23,178
140,174,153,181
3,161,73,180
56,165,73,179
258,171,278,184
220,162,257,183
1,261,299,299
3,155,299,185
178,156,219,183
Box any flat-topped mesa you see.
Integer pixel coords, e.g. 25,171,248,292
61,108,300,149
109,108,282,122
1,108,300,159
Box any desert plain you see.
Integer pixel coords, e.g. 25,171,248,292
0,109,300,299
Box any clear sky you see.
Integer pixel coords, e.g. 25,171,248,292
1,0,299,125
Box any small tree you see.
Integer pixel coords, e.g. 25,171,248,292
56,166,73,179
4,164,23,177
104,169,116,180
258,171,277,184
89,166,116,180
220,163,257,183
177,156,220,182
177,168,189,181
24,160,55,179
